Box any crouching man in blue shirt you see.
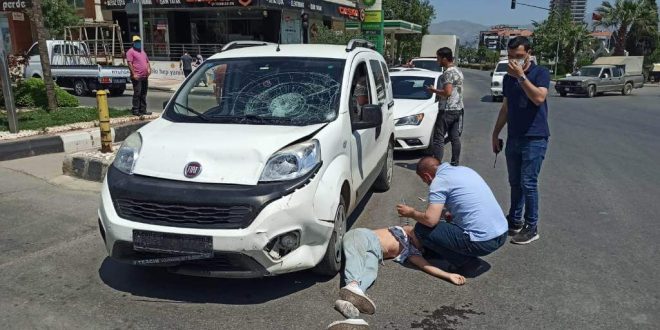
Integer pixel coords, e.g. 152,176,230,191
397,157,508,274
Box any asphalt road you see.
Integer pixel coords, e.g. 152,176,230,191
1,70,659,329
74,90,174,113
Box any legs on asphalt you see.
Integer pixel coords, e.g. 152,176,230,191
432,110,463,165
506,137,548,244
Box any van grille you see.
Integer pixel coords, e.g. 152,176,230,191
115,199,254,229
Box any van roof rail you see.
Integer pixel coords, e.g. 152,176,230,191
221,41,274,52
346,39,376,52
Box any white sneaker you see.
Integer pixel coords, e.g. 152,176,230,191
334,299,360,319
339,283,376,315
326,319,369,330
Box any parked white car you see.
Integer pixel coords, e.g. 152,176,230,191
391,70,441,151
490,60,508,102
98,40,395,278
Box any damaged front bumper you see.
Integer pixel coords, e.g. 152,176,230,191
98,165,333,278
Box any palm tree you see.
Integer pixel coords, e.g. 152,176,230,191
594,0,658,56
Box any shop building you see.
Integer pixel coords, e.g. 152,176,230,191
101,0,362,60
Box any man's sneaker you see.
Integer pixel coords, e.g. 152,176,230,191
507,216,524,235
334,300,360,319
511,224,539,245
326,319,369,330
139,111,153,116
339,283,376,315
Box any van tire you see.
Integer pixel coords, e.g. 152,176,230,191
73,80,88,96
559,92,567,97
373,140,394,192
313,196,346,276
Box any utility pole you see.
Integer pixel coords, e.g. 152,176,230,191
511,1,563,76
138,0,144,41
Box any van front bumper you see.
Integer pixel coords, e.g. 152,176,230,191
98,165,333,278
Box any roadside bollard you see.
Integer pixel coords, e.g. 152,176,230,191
97,90,113,153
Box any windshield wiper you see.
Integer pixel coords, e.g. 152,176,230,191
241,114,294,123
174,102,212,122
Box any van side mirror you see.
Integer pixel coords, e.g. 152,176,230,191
490,72,493,77
352,104,382,130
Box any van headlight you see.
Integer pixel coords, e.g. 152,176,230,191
112,132,142,175
395,113,424,126
260,140,321,182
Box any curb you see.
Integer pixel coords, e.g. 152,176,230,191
62,150,115,183
0,121,150,162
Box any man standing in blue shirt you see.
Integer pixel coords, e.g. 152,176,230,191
397,157,508,274
492,36,550,245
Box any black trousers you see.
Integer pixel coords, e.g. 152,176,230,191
131,78,148,114
432,109,464,165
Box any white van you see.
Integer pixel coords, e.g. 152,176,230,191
490,60,509,102
98,40,395,278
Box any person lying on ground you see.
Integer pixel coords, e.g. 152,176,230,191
327,225,465,329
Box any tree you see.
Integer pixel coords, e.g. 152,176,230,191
42,0,81,38
30,0,58,112
383,0,436,62
532,9,593,73
625,0,658,67
594,0,657,56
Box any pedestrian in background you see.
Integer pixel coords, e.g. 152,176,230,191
491,36,550,245
426,47,465,166
126,36,151,116
180,51,194,78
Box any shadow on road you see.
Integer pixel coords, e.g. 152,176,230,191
480,95,494,103
99,258,333,304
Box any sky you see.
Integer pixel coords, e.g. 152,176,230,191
430,0,602,25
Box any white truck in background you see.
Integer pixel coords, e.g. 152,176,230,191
24,40,131,96
409,35,460,72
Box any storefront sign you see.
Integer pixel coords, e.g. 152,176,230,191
1,0,31,11
186,0,252,6
338,6,363,21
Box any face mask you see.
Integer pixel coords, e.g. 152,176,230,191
133,42,142,50
515,58,526,67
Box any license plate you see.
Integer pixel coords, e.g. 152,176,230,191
564,87,570,91
113,79,126,84
133,230,212,255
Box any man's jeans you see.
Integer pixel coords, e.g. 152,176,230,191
414,222,507,268
505,136,548,229
432,109,463,165
342,229,382,292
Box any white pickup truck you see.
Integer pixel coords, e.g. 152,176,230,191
24,40,131,96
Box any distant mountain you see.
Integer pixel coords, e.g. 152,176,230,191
429,20,537,47
429,20,489,47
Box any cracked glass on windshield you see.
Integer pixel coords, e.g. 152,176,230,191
164,57,345,126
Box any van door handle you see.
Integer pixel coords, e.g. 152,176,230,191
388,101,395,109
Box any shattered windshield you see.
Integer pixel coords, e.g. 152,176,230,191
578,67,602,77
164,57,345,126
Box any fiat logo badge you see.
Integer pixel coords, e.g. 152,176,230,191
184,162,202,178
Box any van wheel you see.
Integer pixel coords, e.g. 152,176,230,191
73,80,88,96
313,196,346,276
622,83,633,96
559,92,567,97
373,140,394,192
587,85,596,98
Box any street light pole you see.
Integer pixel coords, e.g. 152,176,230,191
138,0,144,41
